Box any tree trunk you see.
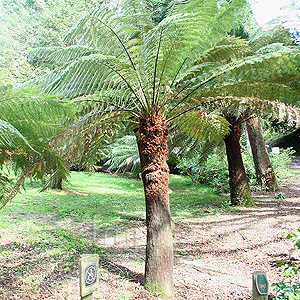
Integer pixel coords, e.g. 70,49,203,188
224,116,254,207
246,116,278,191
138,113,174,298
51,177,63,190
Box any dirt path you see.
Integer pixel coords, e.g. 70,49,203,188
88,175,300,300
1,174,300,299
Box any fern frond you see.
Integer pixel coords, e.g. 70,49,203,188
201,96,300,128
0,85,72,209
192,49,300,102
104,135,140,174
29,45,99,65
175,109,230,143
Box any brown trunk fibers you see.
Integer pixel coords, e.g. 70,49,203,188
224,116,255,207
51,177,63,190
246,116,278,191
138,113,174,298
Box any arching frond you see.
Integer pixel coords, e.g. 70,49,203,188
175,109,230,143
52,101,130,171
29,45,99,65
192,48,300,104
201,96,300,128
0,85,72,210
104,135,140,174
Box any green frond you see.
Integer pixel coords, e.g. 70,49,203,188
104,135,140,174
0,85,72,210
0,119,33,151
256,43,290,54
249,25,294,50
201,81,300,105
175,109,230,143
53,105,129,171
201,96,300,128
42,54,142,101
0,85,73,141
29,45,99,65
193,49,300,102
197,36,252,65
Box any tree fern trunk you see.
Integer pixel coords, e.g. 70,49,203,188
138,113,174,298
246,116,278,191
224,116,254,207
51,177,63,190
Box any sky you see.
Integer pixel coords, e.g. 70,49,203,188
250,0,299,27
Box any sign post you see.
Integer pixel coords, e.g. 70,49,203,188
79,254,99,300
252,271,268,300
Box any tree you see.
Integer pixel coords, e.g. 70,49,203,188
0,85,71,209
246,116,278,191
191,21,300,203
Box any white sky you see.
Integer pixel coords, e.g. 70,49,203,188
250,0,299,27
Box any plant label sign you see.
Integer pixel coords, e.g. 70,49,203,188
252,271,268,298
79,254,99,298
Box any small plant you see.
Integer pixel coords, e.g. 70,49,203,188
117,293,130,300
272,228,300,300
275,193,286,200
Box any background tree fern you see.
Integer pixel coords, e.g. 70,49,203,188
0,85,72,209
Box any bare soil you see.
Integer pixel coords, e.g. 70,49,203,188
1,174,300,299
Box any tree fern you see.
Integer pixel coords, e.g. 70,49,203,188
28,1,300,295
0,85,72,209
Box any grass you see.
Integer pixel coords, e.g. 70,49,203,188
1,172,228,226
0,171,228,298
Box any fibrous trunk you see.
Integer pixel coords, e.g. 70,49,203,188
138,113,174,298
51,177,63,190
246,116,278,191
224,116,254,207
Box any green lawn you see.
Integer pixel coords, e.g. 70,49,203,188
1,171,229,225
0,172,228,297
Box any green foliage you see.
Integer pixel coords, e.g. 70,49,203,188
0,0,96,83
272,228,300,300
283,228,300,255
176,149,229,190
27,0,252,171
0,84,72,209
104,135,141,176
275,192,286,200
117,293,131,300
269,147,296,178
249,25,295,50
175,142,296,192
144,0,175,24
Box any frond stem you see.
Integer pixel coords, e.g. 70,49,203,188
94,16,150,108
152,27,164,112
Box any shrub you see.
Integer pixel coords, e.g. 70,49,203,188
272,228,300,300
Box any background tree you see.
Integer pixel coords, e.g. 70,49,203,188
0,0,99,84
246,116,278,191
189,28,300,204
0,85,72,209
